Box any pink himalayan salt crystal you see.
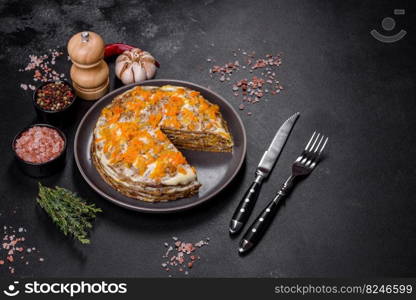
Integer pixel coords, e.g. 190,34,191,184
15,126,64,164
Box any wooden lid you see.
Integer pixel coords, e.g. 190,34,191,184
67,31,105,68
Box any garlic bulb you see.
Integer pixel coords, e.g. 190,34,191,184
115,48,158,84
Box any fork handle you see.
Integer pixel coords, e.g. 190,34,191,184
238,175,295,254
229,174,264,235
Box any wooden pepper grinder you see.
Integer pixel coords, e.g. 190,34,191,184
67,31,109,100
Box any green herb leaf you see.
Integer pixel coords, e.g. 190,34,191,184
36,183,102,244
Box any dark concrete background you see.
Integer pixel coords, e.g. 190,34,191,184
0,0,415,277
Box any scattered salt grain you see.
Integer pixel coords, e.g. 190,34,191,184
164,246,173,258
161,237,210,275
0,222,44,275
208,50,284,115
18,48,66,92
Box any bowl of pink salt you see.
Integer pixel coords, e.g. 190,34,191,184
12,124,67,177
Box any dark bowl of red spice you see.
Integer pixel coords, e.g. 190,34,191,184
33,81,77,126
12,124,67,177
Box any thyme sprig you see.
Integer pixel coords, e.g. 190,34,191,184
36,183,102,244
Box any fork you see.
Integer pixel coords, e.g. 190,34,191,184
238,132,328,254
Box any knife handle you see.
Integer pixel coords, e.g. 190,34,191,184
229,174,264,235
238,175,295,254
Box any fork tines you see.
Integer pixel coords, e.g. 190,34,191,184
297,131,328,168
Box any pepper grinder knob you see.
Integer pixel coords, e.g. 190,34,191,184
81,31,89,42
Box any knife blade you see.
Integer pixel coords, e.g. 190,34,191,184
257,112,300,178
229,112,299,235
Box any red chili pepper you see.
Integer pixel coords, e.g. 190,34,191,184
104,43,161,68
104,43,135,58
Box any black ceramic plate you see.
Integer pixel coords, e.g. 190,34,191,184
74,79,246,213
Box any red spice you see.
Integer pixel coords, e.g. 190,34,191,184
36,81,74,111
15,126,64,164
104,43,134,58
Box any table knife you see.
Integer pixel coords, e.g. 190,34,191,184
229,112,300,235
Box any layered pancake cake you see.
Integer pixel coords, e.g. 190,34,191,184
91,85,233,202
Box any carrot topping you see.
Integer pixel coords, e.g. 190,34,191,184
97,85,227,179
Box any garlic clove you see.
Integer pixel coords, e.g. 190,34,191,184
143,61,157,79
130,62,147,83
115,61,128,79
120,69,134,85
